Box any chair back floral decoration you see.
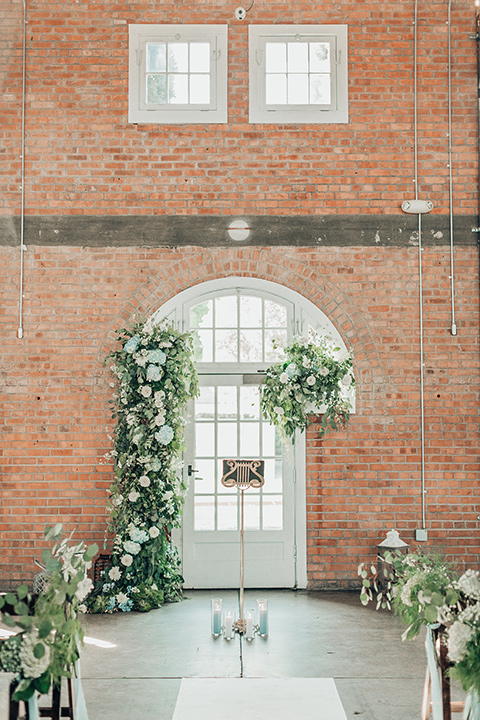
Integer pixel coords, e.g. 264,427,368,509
358,551,480,717
0,524,97,703
86,320,199,613
260,334,355,442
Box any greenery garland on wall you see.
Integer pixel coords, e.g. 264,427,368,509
87,320,198,613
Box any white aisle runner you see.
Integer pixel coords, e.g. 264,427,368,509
172,678,348,720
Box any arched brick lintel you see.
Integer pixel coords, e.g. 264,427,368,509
95,247,384,419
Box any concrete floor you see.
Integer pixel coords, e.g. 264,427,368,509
0,590,466,719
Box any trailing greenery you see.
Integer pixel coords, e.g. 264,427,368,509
260,335,355,442
0,524,98,702
359,550,480,705
86,319,199,613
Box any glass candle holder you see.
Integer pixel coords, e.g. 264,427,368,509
256,598,268,636
211,598,223,636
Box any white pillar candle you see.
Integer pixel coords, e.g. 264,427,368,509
245,611,254,640
224,612,233,640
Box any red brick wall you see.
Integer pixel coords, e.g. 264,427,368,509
1,245,478,588
0,0,477,216
0,0,479,588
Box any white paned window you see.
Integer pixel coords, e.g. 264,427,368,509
128,24,228,124
249,25,348,124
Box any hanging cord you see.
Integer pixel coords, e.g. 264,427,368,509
18,0,27,339
447,0,457,336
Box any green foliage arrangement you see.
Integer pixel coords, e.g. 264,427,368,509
260,335,355,442
0,524,98,702
86,319,199,614
359,550,480,709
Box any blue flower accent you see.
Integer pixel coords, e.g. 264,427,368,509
285,362,298,378
106,597,117,612
130,527,149,544
147,349,166,365
155,425,174,445
119,599,134,612
124,335,140,353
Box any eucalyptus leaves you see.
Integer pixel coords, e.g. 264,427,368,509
0,524,97,702
87,320,198,613
359,551,480,701
260,336,355,441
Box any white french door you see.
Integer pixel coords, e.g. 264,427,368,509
182,375,296,588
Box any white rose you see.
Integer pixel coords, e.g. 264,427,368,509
140,385,152,397
121,554,133,567
149,526,160,538
319,367,329,376
341,374,352,387
128,491,139,502
155,414,166,426
273,406,285,416
280,372,289,384
139,475,151,487
306,375,316,386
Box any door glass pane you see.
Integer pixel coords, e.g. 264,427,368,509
195,496,215,530
218,495,238,531
194,459,215,494
239,422,260,457
245,494,260,530
196,422,215,457
262,495,283,530
216,329,238,362
264,458,282,493
217,422,237,456
239,329,262,362
218,387,237,419
262,424,276,456
240,386,259,420
215,295,237,327
196,386,215,419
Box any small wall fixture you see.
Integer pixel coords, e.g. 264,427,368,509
401,199,434,214
227,219,250,241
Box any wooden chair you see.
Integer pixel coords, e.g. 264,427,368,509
421,625,464,720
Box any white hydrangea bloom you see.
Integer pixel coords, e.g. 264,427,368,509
19,631,51,679
448,621,474,663
75,576,93,601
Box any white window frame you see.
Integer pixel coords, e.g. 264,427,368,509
128,24,228,124
248,24,348,124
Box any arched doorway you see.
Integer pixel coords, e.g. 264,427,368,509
151,278,352,590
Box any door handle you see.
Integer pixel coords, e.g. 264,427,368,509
187,464,199,477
